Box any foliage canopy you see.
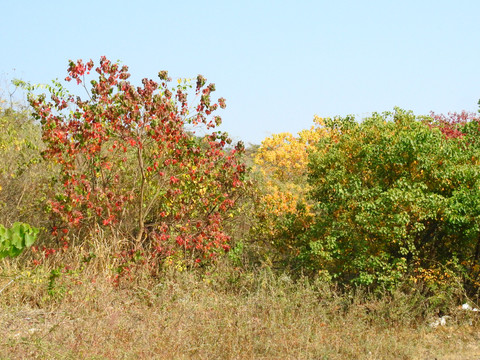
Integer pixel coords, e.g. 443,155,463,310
299,108,480,289
23,57,246,266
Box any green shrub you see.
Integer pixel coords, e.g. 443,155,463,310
298,108,480,291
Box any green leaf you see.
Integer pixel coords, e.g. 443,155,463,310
0,222,39,259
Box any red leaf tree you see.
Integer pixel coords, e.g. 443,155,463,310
27,57,245,263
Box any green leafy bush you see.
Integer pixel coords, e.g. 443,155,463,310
299,108,480,290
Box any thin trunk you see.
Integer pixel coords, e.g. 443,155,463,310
136,145,145,246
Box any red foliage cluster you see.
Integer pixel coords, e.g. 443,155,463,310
27,57,246,265
429,110,480,139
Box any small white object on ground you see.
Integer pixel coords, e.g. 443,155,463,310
429,303,480,328
429,315,450,328
461,303,479,312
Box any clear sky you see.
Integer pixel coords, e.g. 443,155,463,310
1,0,479,144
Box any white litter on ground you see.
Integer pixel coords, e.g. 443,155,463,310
429,303,480,328
461,303,479,312
429,315,451,328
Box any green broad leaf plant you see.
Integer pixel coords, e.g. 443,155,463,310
0,222,39,259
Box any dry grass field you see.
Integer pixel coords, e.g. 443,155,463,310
1,256,480,360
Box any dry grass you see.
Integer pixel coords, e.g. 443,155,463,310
1,256,480,360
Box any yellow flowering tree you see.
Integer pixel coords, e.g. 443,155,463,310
252,116,327,261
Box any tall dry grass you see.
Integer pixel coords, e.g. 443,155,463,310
1,253,480,360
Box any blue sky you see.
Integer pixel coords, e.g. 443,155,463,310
1,0,479,144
